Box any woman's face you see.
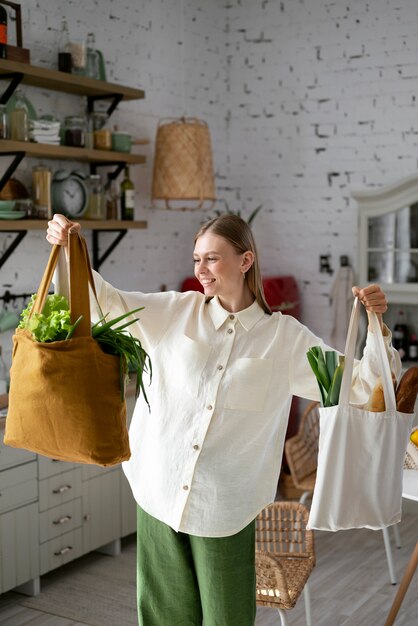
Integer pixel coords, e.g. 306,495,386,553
193,231,253,301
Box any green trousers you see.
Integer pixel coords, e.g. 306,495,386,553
136,506,256,626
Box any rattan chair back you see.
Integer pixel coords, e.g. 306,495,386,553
285,401,320,489
255,501,316,610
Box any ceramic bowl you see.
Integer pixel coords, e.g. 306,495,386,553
0,200,16,211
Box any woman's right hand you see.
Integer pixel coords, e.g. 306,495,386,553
46,214,81,246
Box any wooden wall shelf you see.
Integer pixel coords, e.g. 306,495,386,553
0,139,146,165
0,58,145,101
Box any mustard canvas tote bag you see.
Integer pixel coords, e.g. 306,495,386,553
4,232,131,466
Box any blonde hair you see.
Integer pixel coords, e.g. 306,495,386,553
195,214,272,315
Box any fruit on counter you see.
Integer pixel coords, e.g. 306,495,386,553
365,373,397,412
395,367,418,413
410,429,418,446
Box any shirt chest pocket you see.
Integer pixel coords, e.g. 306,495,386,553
225,358,273,412
175,334,211,397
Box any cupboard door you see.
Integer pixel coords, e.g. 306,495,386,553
0,503,39,593
82,470,121,553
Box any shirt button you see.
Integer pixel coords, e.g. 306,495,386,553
217,365,223,371
193,444,200,450
207,404,213,411
227,328,233,334
183,485,189,491
229,314,235,320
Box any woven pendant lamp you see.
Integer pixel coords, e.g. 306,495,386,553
151,117,216,210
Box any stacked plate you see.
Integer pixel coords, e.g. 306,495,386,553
0,200,27,220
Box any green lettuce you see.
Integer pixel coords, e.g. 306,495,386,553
18,294,73,342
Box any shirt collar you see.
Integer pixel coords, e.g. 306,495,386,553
207,297,265,331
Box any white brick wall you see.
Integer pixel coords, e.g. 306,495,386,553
2,0,418,366
225,0,418,341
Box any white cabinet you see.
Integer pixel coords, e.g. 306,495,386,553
0,389,138,596
0,444,39,595
352,172,418,304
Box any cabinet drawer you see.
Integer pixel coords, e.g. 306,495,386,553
0,440,36,470
37,455,76,480
39,497,83,544
39,527,83,575
0,463,37,513
39,468,82,512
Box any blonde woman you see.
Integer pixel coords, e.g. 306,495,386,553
47,213,399,626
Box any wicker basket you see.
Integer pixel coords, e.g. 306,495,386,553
151,117,216,210
404,427,418,470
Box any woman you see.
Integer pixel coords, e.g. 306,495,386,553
47,213,400,626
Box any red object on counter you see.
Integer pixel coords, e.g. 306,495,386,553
180,275,301,469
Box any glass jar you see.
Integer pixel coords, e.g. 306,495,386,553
84,174,105,220
0,104,7,139
32,165,52,219
63,115,86,147
9,89,29,142
93,112,111,150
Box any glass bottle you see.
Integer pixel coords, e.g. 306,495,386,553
85,33,100,80
120,166,134,220
9,89,29,142
106,177,119,220
408,333,418,362
58,19,72,72
393,310,409,361
84,174,105,220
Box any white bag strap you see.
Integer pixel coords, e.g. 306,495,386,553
339,297,396,411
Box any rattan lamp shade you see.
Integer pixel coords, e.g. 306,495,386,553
151,117,216,210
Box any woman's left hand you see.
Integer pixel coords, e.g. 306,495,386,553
352,284,387,329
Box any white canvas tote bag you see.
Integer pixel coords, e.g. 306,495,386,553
307,299,413,531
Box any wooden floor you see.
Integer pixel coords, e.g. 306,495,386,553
0,511,416,625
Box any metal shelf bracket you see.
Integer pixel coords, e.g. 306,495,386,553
0,229,27,269
0,151,25,191
0,71,24,105
87,93,123,117
92,228,128,271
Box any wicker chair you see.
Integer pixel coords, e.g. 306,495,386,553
256,501,316,626
284,401,320,505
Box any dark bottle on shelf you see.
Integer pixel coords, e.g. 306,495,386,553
120,166,134,220
0,5,7,60
393,310,409,361
408,333,418,362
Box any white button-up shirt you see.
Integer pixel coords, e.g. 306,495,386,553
91,273,401,537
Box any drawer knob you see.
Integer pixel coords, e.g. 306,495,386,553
54,546,73,556
53,515,72,525
52,484,72,494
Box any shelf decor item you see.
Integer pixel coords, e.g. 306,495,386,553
0,1,30,63
151,117,216,210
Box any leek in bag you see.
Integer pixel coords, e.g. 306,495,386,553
307,346,345,407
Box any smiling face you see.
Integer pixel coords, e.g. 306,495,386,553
193,231,254,310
